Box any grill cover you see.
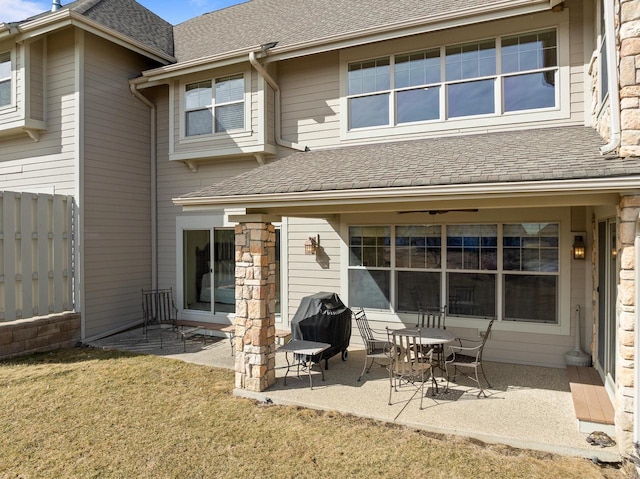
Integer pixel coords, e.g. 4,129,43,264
291,292,351,363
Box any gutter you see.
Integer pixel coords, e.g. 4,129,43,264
248,49,308,153
600,0,621,155
141,0,549,81
173,175,640,208
129,84,158,290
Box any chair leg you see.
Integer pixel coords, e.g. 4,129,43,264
479,363,492,388
444,363,450,393
358,357,371,382
474,367,487,398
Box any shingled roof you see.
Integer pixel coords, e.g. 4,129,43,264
173,0,528,63
19,0,174,58
180,126,640,200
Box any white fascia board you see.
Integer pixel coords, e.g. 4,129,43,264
9,10,174,64
139,0,550,82
173,176,640,209
264,0,552,64
141,47,259,82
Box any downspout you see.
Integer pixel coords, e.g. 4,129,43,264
249,50,309,153
600,0,621,155
130,84,158,290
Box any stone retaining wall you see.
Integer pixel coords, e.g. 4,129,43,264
0,312,81,361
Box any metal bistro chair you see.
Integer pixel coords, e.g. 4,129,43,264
354,307,392,382
445,319,495,398
386,327,433,410
141,288,178,348
416,306,447,371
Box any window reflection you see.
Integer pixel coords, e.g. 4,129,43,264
447,79,495,118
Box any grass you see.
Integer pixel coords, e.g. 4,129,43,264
0,347,634,479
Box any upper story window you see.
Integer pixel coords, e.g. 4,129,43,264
0,52,11,108
184,74,244,137
346,29,557,130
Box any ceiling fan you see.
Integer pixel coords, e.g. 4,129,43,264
397,208,479,215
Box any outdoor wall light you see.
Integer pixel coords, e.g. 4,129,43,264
572,235,586,260
305,235,320,255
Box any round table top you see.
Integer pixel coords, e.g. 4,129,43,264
393,327,456,345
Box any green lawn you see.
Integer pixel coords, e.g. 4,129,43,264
0,348,632,478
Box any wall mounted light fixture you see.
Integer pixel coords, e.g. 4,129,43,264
305,235,320,255
572,235,585,260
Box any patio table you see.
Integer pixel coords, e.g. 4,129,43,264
393,327,456,393
277,339,331,389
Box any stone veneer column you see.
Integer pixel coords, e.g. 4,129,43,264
616,195,640,455
619,0,640,156
233,218,278,392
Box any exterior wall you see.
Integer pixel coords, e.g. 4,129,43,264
154,90,258,297
28,39,45,122
0,312,81,360
168,66,272,162
277,5,587,152
619,0,640,156
81,33,159,339
285,217,342,322
615,194,639,457
0,29,77,195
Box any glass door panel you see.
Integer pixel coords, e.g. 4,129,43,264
597,218,617,386
183,229,211,312
213,229,235,313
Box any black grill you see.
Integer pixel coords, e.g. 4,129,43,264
291,292,352,369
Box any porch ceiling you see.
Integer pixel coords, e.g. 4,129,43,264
174,126,640,216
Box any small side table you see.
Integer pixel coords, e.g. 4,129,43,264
277,339,331,389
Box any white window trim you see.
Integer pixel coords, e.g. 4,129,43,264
176,212,286,324
339,12,570,141
0,48,16,113
340,210,571,336
178,67,252,142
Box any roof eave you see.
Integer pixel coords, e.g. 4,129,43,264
4,10,175,65
140,0,551,82
173,176,640,210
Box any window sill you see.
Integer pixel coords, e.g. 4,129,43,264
0,119,47,141
178,129,254,144
170,143,277,171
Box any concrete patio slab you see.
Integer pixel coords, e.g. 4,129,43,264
88,327,621,463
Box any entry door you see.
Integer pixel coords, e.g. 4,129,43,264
597,219,617,386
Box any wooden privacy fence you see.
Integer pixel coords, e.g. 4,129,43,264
0,192,74,321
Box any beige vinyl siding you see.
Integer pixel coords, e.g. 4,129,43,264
0,29,76,195
28,39,45,122
82,33,159,338
155,90,259,292
277,6,586,150
279,52,340,150
286,218,341,322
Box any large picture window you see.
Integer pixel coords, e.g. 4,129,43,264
0,52,11,108
346,28,557,130
348,223,559,324
184,74,244,137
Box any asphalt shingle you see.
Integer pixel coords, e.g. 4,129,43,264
181,126,640,199
173,0,518,62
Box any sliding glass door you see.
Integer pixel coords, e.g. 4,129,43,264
182,228,235,314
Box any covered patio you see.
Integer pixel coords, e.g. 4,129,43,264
88,327,621,463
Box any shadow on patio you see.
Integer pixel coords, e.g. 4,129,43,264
88,328,620,463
